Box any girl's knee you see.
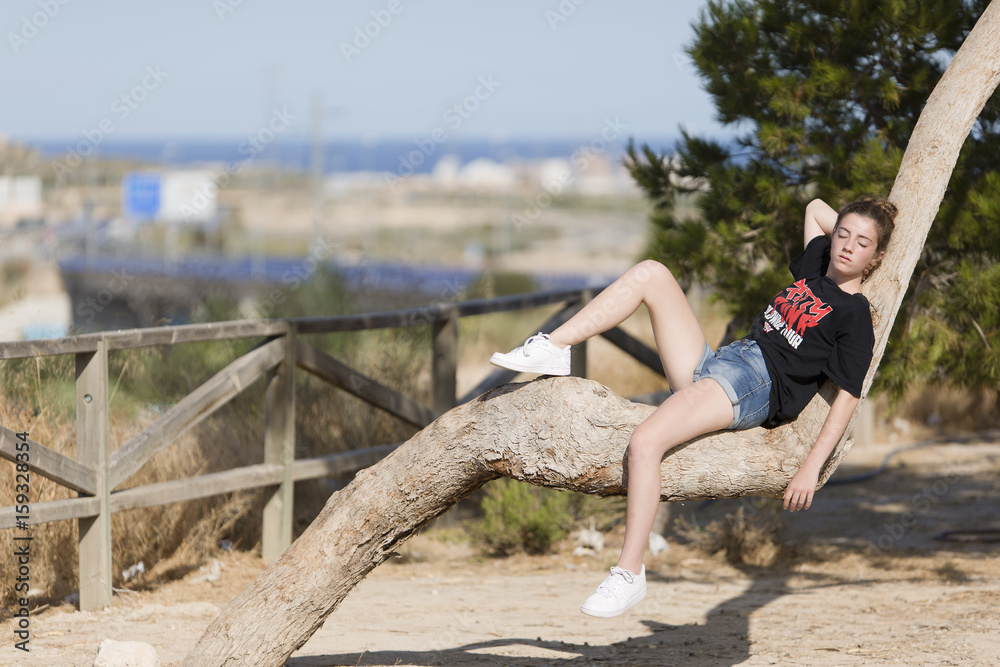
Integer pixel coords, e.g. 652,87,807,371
629,259,677,290
632,258,667,279
627,426,665,463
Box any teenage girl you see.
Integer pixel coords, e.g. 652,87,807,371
490,197,897,617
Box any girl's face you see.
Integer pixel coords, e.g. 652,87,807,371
829,213,884,281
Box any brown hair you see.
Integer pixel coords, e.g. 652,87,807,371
836,196,897,281
836,196,897,253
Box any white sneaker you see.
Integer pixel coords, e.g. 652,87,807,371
580,565,646,617
489,332,571,376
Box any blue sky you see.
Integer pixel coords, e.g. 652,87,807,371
2,0,727,144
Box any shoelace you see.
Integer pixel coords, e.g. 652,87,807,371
521,332,548,357
597,566,635,594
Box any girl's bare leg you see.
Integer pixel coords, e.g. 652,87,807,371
545,260,735,575
615,379,733,574
547,260,706,388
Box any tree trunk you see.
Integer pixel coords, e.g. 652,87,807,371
182,4,1000,665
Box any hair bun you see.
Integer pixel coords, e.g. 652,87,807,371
869,196,898,222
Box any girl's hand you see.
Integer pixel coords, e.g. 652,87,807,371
785,389,857,511
783,467,820,511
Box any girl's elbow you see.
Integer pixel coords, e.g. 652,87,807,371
838,390,860,408
806,198,828,213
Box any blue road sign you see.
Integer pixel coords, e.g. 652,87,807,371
122,172,161,221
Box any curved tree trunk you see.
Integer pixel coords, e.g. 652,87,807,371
183,4,1000,665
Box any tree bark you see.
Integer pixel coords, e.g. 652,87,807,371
182,4,1000,665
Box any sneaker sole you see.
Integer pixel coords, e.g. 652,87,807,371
579,589,646,618
489,354,570,376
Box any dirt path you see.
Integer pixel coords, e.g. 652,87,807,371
5,435,1000,666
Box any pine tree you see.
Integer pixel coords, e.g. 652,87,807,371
626,0,1000,402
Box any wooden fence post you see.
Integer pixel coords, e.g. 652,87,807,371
76,339,111,611
571,290,592,378
432,308,458,415
263,327,296,563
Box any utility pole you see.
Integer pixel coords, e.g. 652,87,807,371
84,156,95,270
311,92,324,242
310,93,343,243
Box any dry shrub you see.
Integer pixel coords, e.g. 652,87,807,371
107,408,267,586
675,499,785,568
0,352,271,610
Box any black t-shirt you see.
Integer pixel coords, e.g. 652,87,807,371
748,236,874,427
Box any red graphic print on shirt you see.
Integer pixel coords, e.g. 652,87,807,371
761,279,833,350
773,280,832,336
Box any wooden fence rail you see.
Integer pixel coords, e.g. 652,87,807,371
0,282,671,611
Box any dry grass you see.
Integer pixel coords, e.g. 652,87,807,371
0,354,264,609
0,326,430,612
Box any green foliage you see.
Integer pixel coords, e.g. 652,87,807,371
627,0,1000,401
475,478,574,556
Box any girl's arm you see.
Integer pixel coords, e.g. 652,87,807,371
783,388,859,511
804,198,839,247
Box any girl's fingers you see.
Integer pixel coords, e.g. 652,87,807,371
784,485,816,511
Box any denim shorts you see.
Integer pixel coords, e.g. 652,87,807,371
692,338,772,430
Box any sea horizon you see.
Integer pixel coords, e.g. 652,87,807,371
20,135,683,175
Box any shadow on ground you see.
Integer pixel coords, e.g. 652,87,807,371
287,573,790,667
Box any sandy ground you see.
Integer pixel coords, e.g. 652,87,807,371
4,432,1000,667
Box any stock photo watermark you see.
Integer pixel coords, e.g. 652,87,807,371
510,116,628,231
51,65,169,182
672,51,694,75
340,0,413,63
10,429,33,652
865,462,964,555
383,75,502,190
7,0,72,54
213,0,245,21
233,234,342,335
75,269,136,325
179,106,297,222
546,0,588,31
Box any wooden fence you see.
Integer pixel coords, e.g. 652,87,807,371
0,284,671,611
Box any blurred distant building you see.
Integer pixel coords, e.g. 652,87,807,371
0,175,43,229
574,153,636,195
0,292,71,341
364,153,638,197
431,154,461,186
0,259,71,342
455,157,517,191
